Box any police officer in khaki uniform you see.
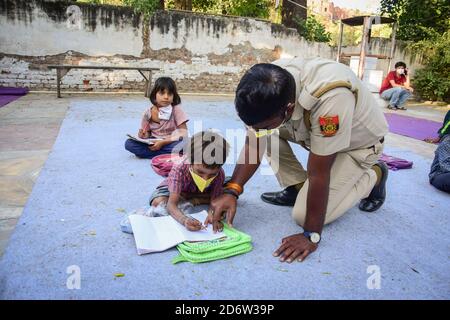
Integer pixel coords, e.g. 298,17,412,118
206,57,389,263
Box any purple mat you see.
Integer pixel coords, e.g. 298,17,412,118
384,113,441,141
0,86,28,108
380,153,413,171
0,87,29,95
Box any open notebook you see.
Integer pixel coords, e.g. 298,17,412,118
129,210,226,255
126,134,163,145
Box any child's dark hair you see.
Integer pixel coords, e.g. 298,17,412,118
394,61,407,69
235,63,296,126
149,77,181,106
185,130,230,169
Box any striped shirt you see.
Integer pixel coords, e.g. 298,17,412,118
141,104,189,139
429,134,450,182
159,157,225,199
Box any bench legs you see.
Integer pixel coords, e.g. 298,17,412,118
56,68,70,98
146,71,152,97
138,70,153,97
56,69,61,98
53,68,154,97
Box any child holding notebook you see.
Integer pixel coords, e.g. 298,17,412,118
125,77,188,159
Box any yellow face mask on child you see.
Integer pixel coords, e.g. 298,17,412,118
189,168,217,192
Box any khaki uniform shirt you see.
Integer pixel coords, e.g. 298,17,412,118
272,57,389,156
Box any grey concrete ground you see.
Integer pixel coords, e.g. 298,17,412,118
0,94,69,255
0,93,448,299
0,93,150,256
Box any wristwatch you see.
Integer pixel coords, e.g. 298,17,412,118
303,231,321,244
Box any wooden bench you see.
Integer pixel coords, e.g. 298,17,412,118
47,65,160,98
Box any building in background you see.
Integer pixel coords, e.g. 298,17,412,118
308,0,361,21
328,2,359,21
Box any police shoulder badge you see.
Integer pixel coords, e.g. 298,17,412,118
319,115,339,137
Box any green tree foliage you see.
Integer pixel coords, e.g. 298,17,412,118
380,0,450,42
327,23,393,47
327,21,362,47
78,0,162,16
174,0,271,18
227,0,271,18
173,0,192,10
77,0,130,6
80,0,273,20
381,0,450,101
122,0,161,17
410,31,450,101
294,15,331,43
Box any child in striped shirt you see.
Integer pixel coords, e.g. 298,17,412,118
149,130,230,231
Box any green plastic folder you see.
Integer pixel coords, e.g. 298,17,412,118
172,222,253,264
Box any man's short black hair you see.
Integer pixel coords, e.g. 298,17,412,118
235,63,296,126
394,61,407,69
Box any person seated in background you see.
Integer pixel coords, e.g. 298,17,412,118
124,77,188,159
429,111,450,193
379,61,414,110
425,111,450,144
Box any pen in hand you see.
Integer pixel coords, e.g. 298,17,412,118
184,216,207,231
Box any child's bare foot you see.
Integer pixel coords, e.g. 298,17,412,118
152,196,168,207
424,137,440,144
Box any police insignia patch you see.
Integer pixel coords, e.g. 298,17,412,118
319,116,339,136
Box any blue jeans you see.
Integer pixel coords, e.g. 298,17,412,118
124,139,184,159
381,87,411,108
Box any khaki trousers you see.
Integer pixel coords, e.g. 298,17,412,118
265,127,383,226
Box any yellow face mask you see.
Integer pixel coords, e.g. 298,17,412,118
247,110,291,138
251,128,279,138
189,168,217,192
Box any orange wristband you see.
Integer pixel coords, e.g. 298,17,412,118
224,182,243,195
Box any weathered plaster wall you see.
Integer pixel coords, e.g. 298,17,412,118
0,0,421,93
0,0,337,93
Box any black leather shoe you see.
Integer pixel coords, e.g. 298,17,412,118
261,185,299,206
359,161,389,212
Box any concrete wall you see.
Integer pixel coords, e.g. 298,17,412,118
0,0,335,93
0,0,422,93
